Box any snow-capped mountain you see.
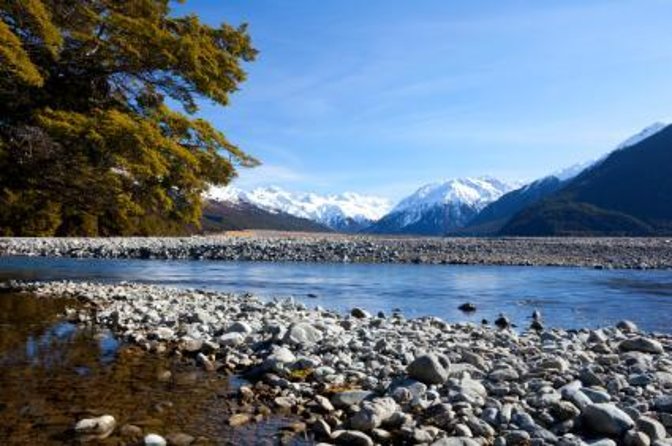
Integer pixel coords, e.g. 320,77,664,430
615,122,667,150
205,186,392,232
551,122,668,182
365,177,518,235
459,122,670,235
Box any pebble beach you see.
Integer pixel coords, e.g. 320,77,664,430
4,280,672,446
2,235,672,269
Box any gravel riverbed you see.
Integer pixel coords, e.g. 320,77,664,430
2,235,672,269
3,280,672,446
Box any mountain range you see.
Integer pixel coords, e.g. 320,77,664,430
202,122,671,236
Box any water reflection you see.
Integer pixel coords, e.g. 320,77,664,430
0,292,307,445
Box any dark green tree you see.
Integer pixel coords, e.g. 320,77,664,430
0,0,258,235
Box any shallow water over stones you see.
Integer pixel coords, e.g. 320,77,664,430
2,256,672,332
0,292,308,445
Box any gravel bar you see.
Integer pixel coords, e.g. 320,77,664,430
4,280,672,445
2,235,672,269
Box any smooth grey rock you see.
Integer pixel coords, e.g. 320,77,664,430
218,332,244,347
334,430,374,446
227,321,252,334
582,403,635,436
154,326,174,340
284,322,323,346
331,390,373,408
620,337,664,354
407,353,450,385
431,437,481,446
350,397,398,431
488,367,519,382
637,416,667,441
655,395,672,413
624,430,651,446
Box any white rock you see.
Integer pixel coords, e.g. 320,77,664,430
74,415,116,440
144,433,167,446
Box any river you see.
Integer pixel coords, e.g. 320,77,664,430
2,256,672,332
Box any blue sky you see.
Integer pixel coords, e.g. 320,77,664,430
175,0,672,201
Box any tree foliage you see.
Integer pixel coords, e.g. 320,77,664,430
0,0,258,236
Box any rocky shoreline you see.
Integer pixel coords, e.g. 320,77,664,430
3,280,672,445
2,235,672,269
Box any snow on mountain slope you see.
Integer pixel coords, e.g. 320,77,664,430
390,177,517,226
615,122,668,150
364,177,518,235
205,185,392,232
550,122,669,183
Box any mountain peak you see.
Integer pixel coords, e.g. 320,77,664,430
205,185,392,232
393,177,517,214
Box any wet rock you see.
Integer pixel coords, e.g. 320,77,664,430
120,424,143,441
178,337,203,353
617,320,638,333
582,403,635,436
74,415,116,441
407,353,450,385
495,314,511,329
166,433,195,446
312,418,331,438
458,303,476,312
228,413,251,427
351,307,371,318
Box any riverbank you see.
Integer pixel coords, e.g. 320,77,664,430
4,280,672,445
2,234,672,269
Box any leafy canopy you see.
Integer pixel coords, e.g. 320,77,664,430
0,0,258,236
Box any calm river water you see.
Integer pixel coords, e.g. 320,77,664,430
2,256,672,332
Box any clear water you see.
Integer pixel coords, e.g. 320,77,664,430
2,256,672,332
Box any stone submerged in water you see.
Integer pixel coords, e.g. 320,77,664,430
582,403,635,436
74,415,116,441
407,353,450,385
458,302,476,312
